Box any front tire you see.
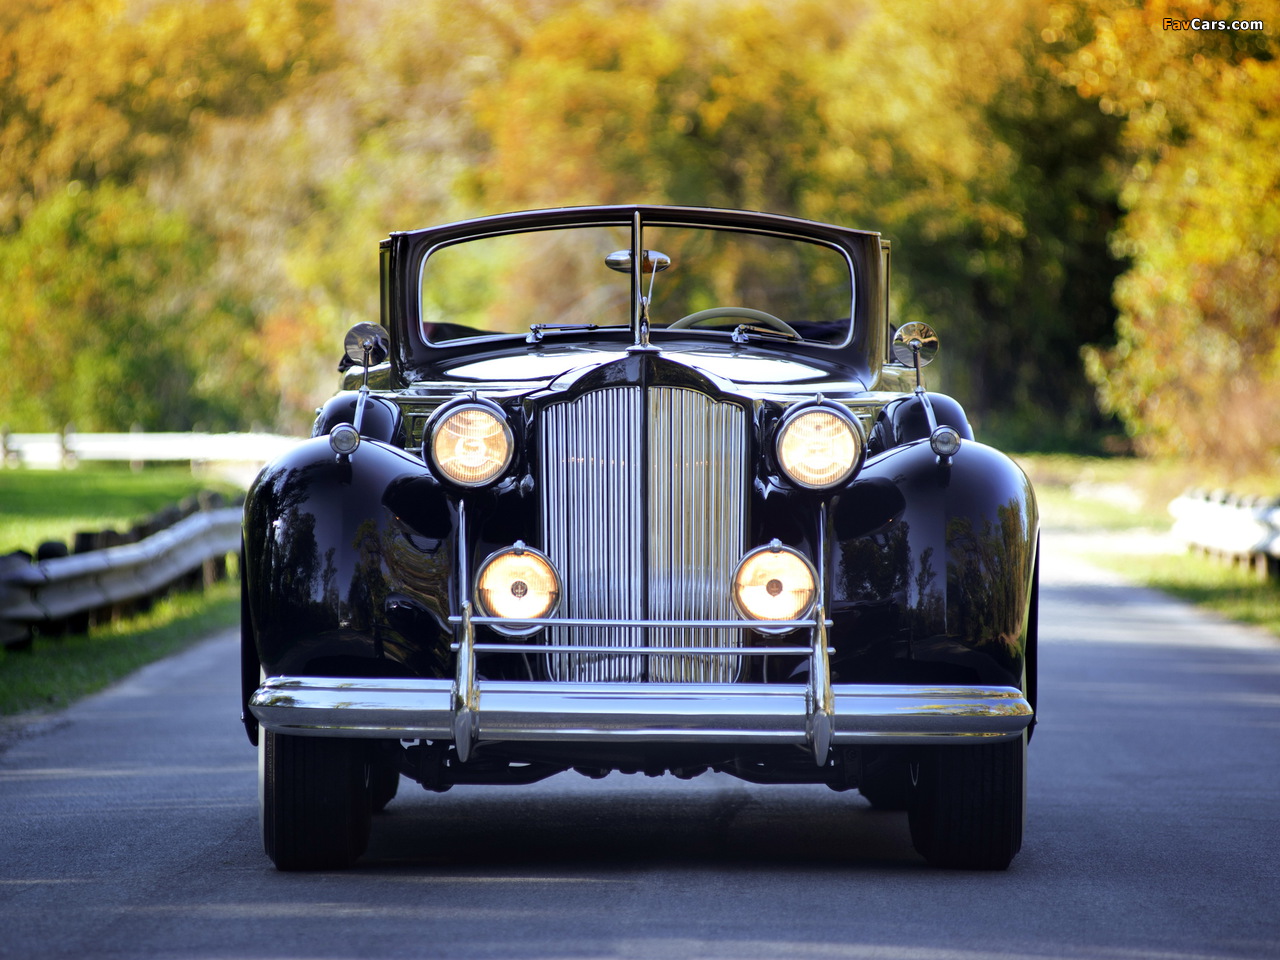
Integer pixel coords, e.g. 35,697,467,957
259,730,372,870
907,733,1025,870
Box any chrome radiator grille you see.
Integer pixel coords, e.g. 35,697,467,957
540,386,747,682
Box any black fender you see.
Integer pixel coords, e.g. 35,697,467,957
828,438,1037,695
241,437,455,688
312,391,406,447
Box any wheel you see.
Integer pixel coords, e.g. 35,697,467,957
667,306,800,337
907,733,1025,870
259,730,372,871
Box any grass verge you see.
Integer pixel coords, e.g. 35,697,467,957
1089,550,1280,637
0,580,239,718
1015,453,1280,639
2,465,244,722
0,464,241,554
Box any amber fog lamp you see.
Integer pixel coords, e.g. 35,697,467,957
776,405,862,489
476,544,561,634
428,403,513,487
732,544,817,628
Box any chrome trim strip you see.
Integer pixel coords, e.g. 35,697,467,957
250,678,1033,746
456,644,827,656
451,616,827,630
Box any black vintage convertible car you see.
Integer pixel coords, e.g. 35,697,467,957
242,205,1038,871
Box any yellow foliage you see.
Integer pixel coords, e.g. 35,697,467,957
1073,0,1280,470
0,0,336,229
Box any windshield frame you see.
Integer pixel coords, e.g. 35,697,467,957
386,205,885,386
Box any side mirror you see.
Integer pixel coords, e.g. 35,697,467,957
891,322,939,367
344,322,391,369
892,322,939,392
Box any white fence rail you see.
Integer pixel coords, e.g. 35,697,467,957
1169,490,1280,580
0,508,242,650
0,428,281,650
2,430,300,469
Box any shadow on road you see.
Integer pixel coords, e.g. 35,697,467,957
361,777,923,872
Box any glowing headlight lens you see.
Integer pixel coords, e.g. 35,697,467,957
475,545,560,633
776,407,862,489
430,404,513,486
732,544,817,625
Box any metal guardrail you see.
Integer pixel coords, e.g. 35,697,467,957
1,430,299,468
0,507,242,650
1169,490,1280,580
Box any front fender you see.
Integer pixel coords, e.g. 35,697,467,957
829,439,1037,691
242,437,455,683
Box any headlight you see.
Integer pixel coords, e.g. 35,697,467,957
775,404,862,489
732,543,817,628
475,543,560,634
428,402,513,487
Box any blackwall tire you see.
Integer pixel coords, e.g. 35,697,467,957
259,730,372,871
907,732,1026,870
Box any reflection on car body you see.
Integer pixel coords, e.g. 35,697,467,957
241,205,1038,871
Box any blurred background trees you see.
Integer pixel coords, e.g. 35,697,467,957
0,0,1274,474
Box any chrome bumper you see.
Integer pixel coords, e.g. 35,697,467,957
249,676,1032,754
252,591,1032,765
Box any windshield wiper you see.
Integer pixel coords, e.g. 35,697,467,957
526,323,597,344
731,324,804,345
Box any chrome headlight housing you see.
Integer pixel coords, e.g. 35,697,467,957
775,402,863,490
731,543,817,632
426,400,514,487
475,543,561,635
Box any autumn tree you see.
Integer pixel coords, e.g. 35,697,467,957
0,0,335,432
467,0,1126,447
1068,0,1280,470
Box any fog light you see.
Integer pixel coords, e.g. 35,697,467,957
732,542,817,628
329,423,360,456
930,425,961,459
475,543,560,634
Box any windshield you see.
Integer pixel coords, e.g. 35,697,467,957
419,223,853,346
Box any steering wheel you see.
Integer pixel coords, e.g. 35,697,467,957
667,307,800,338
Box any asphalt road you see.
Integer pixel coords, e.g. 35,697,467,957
2,535,1279,960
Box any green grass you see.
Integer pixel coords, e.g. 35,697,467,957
1014,453,1280,639
1101,551,1280,635
0,580,239,718
0,464,241,554
1,465,244,720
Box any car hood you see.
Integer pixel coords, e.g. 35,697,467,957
436,344,868,396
